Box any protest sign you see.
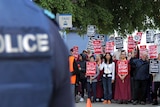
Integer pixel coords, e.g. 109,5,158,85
148,45,158,59
86,62,96,76
115,37,123,49
128,36,136,53
139,45,147,58
93,40,102,54
105,41,114,54
117,60,128,75
149,59,159,73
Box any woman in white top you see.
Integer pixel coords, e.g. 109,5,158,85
99,52,115,104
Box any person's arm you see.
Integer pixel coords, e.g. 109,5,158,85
49,28,75,107
112,62,115,83
71,60,79,76
130,57,137,69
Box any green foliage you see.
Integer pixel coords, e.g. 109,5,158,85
35,0,160,36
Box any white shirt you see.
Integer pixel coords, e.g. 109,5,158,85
99,62,115,80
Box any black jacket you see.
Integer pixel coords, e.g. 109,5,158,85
77,60,86,79
130,58,149,80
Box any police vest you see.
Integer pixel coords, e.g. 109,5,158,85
0,27,52,56
0,27,53,107
0,0,55,107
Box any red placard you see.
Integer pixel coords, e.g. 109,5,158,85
105,41,114,53
136,32,143,44
139,45,147,58
148,45,157,59
73,46,79,60
118,60,128,75
128,36,136,53
86,62,96,76
93,40,102,54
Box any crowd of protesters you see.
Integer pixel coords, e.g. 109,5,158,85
69,48,160,105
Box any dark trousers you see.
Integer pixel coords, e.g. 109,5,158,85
153,82,160,100
80,79,86,98
146,76,153,102
102,77,112,100
131,77,135,100
134,80,148,102
87,82,97,101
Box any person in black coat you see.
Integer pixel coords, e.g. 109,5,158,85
130,51,149,105
77,54,87,102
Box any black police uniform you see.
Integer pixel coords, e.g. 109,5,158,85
0,0,74,107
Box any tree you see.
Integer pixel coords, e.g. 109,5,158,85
35,0,160,36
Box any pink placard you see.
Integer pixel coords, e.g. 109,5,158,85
118,60,128,75
148,45,157,59
93,40,102,54
86,62,96,76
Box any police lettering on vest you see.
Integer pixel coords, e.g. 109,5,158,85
0,34,49,53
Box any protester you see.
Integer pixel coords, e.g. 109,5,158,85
127,52,132,60
112,53,118,100
81,50,88,61
98,52,115,104
69,49,79,102
114,50,131,104
77,54,87,102
86,55,100,102
152,53,160,105
96,54,104,102
130,48,139,102
130,51,149,105
87,49,93,59
68,35,160,106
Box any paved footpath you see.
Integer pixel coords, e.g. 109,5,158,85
76,102,160,107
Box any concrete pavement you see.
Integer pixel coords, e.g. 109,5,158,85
74,93,160,107
76,102,160,107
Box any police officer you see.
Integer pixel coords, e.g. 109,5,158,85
0,0,75,107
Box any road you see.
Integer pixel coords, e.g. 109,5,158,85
74,93,160,107
76,102,160,107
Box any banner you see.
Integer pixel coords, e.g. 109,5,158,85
105,41,114,53
127,36,136,53
148,45,157,59
115,37,123,49
93,40,102,54
86,62,96,76
118,60,128,75
149,59,159,73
